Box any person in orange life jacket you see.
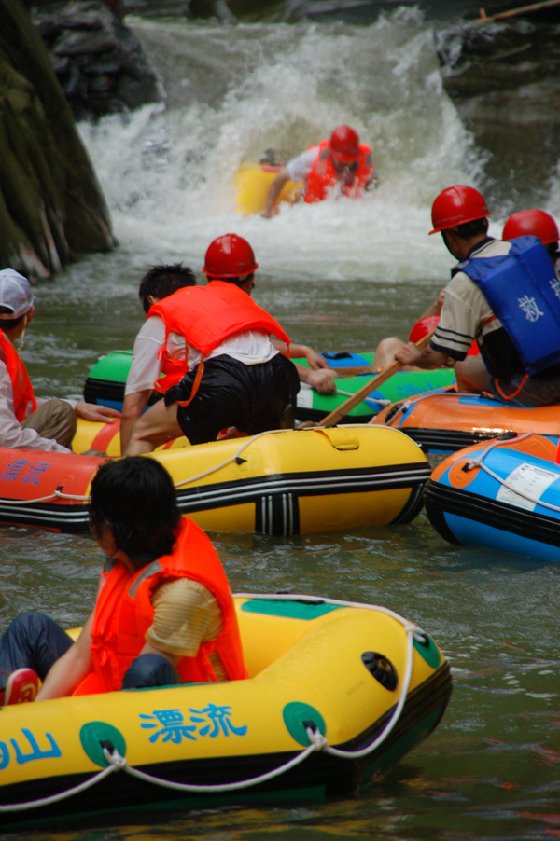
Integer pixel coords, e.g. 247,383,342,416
0,457,246,705
261,125,378,219
120,263,198,453
0,269,120,453
124,233,302,455
395,186,560,406
121,262,336,454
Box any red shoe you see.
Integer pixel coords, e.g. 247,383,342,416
4,668,40,705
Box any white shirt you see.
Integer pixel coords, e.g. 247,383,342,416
0,360,71,452
125,315,278,396
286,147,318,183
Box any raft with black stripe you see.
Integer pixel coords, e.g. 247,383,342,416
425,433,560,561
0,593,452,831
83,349,455,424
0,424,430,534
376,390,560,453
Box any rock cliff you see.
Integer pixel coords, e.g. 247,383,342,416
0,0,115,278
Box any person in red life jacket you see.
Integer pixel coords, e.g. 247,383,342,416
124,234,301,455
120,263,198,453
0,268,120,453
0,457,247,705
261,125,378,218
395,186,560,406
121,261,337,453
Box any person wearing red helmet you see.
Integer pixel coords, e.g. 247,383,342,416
261,125,378,218
502,209,560,266
124,234,301,454
395,186,560,406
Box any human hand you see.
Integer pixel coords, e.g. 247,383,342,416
395,342,422,367
305,368,337,395
76,402,121,423
301,346,329,370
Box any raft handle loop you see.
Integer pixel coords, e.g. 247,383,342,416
305,724,328,750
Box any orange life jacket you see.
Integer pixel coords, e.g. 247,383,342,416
148,282,290,393
73,517,247,695
303,140,373,203
0,330,36,420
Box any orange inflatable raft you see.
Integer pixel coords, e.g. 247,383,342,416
376,390,560,454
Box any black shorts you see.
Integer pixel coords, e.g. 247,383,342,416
164,353,301,445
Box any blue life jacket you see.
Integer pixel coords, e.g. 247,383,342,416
455,236,560,375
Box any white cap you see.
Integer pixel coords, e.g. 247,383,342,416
0,269,35,320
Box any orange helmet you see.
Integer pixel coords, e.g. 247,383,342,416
328,125,360,163
429,185,489,235
502,209,559,245
203,233,259,278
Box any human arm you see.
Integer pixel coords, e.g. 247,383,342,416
75,402,121,423
120,390,153,453
365,165,379,191
272,339,329,369
261,168,291,218
36,610,94,700
395,342,453,369
295,364,337,394
119,317,167,453
417,286,446,320
0,362,72,452
271,339,336,393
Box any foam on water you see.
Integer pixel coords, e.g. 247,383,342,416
77,9,501,284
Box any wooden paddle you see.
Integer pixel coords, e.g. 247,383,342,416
302,331,435,429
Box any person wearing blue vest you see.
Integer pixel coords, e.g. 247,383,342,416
395,185,560,406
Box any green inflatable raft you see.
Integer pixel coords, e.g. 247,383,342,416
83,350,455,424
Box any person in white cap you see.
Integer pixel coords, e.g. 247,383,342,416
0,268,120,452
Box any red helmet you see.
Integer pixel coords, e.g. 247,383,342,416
429,185,489,235
502,209,559,245
328,125,360,163
203,233,259,278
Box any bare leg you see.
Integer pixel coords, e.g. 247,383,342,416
455,357,492,393
125,400,184,455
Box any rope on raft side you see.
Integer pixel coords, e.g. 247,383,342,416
0,426,350,505
0,595,421,812
458,432,560,514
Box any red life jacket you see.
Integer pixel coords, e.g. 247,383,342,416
148,282,290,392
303,140,373,203
409,315,479,356
0,330,36,420
73,517,247,695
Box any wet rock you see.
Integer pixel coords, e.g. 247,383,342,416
435,18,560,206
0,0,115,279
33,1,164,119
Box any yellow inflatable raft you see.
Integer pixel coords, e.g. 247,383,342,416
0,593,452,831
233,161,301,215
0,424,430,534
